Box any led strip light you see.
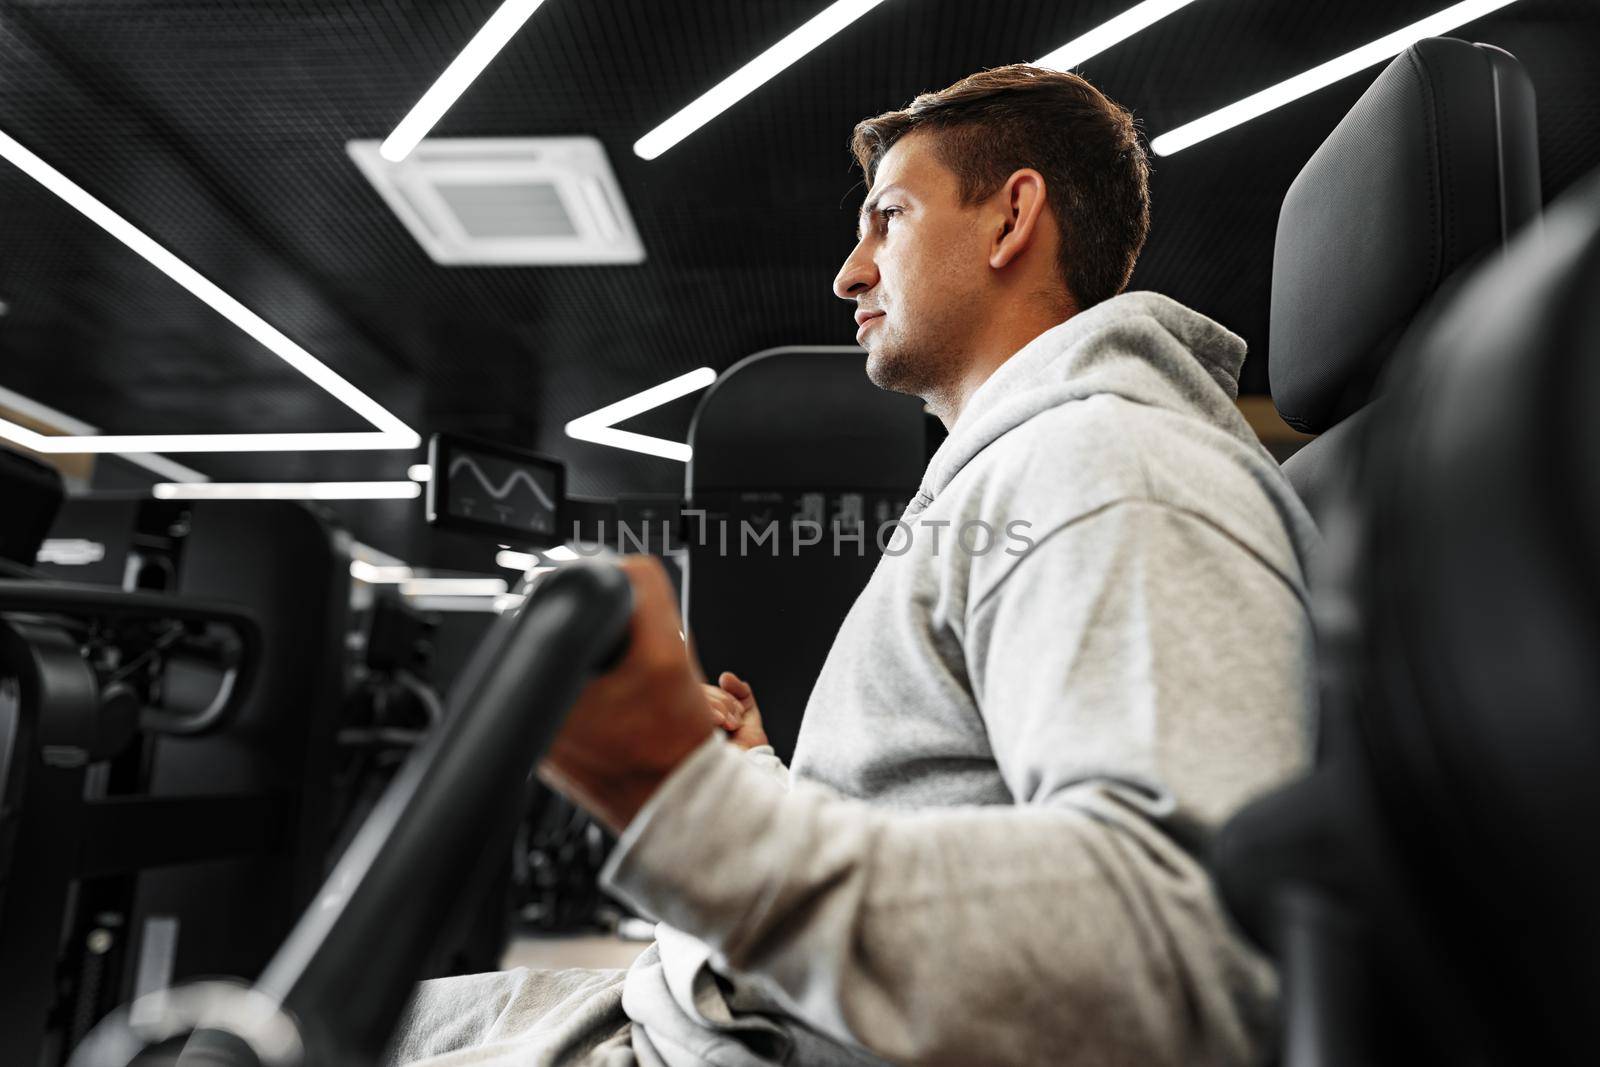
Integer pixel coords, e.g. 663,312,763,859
1151,0,1526,155
634,0,893,160
380,0,551,162
154,481,421,500
565,367,716,462
0,128,418,455
1035,0,1204,71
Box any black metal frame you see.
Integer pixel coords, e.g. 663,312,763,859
0,582,266,1066
71,561,632,1066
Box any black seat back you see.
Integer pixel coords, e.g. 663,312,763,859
685,347,926,759
1270,37,1540,519
1214,77,1600,1067
1213,38,1556,1067
1331,168,1600,1064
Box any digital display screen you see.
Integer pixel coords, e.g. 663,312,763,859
426,434,566,548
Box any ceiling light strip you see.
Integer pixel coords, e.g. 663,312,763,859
568,367,716,428
406,593,526,613
0,384,209,479
0,415,49,452
400,577,509,597
1150,0,1525,155
29,431,408,455
564,366,714,462
0,128,418,452
350,560,415,583
634,0,893,160
380,0,551,163
1035,0,1203,71
351,540,409,568
495,549,539,571
153,481,422,500
565,424,693,463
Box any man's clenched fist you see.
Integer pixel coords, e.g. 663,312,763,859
539,556,720,832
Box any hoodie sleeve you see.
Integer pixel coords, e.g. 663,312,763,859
742,743,791,788
601,498,1309,1066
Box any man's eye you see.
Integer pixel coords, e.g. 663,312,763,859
880,207,902,222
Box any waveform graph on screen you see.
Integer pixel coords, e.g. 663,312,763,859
426,434,567,548
448,452,556,528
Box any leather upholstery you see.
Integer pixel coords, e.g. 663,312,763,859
1219,162,1600,1067
1271,37,1541,476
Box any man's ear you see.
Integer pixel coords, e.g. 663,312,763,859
989,169,1049,271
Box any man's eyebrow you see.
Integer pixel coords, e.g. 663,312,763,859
856,185,905,238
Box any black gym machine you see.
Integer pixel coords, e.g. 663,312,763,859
70,560,633,1067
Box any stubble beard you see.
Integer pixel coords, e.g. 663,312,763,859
864,312,966,408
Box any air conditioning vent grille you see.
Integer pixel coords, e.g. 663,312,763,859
434,181,577,239
347,137,645,266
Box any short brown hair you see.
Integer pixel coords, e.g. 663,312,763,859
851,64,1150,311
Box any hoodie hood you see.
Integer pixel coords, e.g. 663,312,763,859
909,291,1256,514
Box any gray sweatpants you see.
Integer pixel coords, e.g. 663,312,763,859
388,964,634,1067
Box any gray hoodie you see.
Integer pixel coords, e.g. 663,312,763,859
602,292,1319,1067
592,292,1320,1066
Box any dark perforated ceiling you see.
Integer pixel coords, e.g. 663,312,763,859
0,0,1596,559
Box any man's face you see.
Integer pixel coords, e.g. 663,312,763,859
833,133,992,400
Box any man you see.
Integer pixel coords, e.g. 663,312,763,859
394,65,1316,1066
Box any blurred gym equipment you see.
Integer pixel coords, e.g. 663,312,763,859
71,561,634,1067
685,347,928,759
1,460,353,1065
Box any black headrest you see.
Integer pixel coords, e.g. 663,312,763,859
1270,37,1540,434
0,446,65,566
688,347,926,490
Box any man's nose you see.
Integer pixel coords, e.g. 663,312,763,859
832,242,878,300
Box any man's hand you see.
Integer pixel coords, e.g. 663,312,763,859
540,556,720,832
703,672,769,751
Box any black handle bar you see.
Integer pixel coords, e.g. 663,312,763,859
267,561,631,1062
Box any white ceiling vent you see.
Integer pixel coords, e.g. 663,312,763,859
347,136,645,266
